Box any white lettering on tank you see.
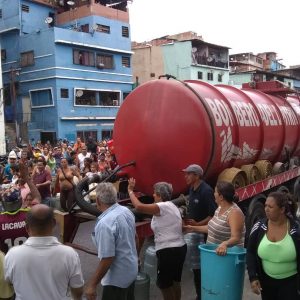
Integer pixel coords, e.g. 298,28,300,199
279,106,298,126
206,97,234,127
256,104,280,126
1,221,26,231
230,101,260,127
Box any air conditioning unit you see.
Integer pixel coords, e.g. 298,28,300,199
113,100,119,106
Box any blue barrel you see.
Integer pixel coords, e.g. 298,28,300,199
199,244,246,300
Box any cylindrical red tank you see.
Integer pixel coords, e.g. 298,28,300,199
113,79,300,196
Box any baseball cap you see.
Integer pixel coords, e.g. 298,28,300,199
182,164,203,175
1,187,22,212
8,151,17,159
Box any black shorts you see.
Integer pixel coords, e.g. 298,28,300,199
156,244,187,289
102,281,135,300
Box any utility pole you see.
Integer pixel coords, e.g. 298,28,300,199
0,43,6,154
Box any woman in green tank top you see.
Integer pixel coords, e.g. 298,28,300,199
247,192,300,300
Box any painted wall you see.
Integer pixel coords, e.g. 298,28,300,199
0,0,20,32
229,73,252,85
162,41,192,80
190,66,229,85
132,45,164,84
21,0,55,34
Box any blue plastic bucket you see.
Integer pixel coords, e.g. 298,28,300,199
199,244,246,300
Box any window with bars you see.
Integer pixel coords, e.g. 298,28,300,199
20,51,34,67
0,9,2,18
122,26,129,37
122,56,130,68
21,4,29,12
96,24,110,34
197,71,203,79
60,89,69,98
207,72,213,81
96,54,114,69
73,50,95,66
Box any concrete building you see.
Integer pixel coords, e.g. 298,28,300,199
0,0,133,144
229,70,294,89
229,52,285,74
132,31,230,86
229,51,294,88
274,65,300,91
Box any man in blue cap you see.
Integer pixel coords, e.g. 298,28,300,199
183,164,217,300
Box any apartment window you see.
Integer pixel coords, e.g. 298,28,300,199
75,90,97,106
0,9,2,18
197,71,203,80
75,89,120,106
1,49,6,61
77,131,97,143
122,56,130,68
20,51,34,67
73,50,95,66
21,4,30,12
96,24,110,34
218,74,223,82
80,24,89,33
122,26,129,37
96,54,114,69
30,89,53,107
207,72,213,81
60,88,69,98
102,130,113,140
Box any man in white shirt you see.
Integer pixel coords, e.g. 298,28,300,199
4,204,84,300
77,146,91,172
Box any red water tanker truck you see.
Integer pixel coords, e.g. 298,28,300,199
70,78,300,244
111,78,300,231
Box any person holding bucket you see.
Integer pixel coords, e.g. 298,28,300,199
247,192,300,300
183,181,245,253
128,178,187,300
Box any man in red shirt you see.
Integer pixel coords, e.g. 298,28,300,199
32,158,52,206
0,188,29,254
0,164,41,254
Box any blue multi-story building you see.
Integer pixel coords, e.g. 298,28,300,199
0,0,132,144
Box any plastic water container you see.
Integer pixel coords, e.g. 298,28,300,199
184,233,205,269
134,271,150,300
143,245,157,283
199,244,246,300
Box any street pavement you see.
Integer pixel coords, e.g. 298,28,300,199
71,220,261,300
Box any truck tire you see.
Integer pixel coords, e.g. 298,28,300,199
245,194,266,245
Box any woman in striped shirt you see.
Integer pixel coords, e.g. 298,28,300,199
184,181,245,255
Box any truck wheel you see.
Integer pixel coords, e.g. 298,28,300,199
245,195,266,245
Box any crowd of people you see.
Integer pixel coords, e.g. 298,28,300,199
0,137,117,211
0,151,299,300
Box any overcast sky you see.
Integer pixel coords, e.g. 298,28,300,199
128,0,299,68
